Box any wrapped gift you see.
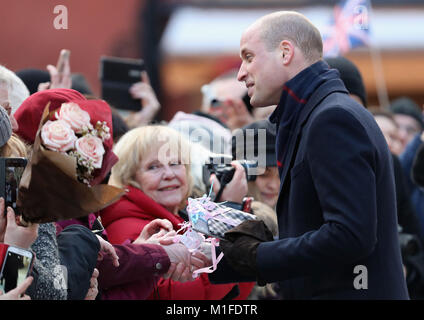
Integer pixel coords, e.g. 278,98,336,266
187,195,258,240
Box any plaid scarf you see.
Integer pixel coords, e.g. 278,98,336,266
269,60,340,175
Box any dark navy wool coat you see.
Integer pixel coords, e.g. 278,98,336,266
256,77,409,299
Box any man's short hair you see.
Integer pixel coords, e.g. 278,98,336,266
259,11,323,63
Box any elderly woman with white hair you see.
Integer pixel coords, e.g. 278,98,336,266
101,125,254,300
0,65,30,132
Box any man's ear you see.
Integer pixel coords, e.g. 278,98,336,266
279,40,295,65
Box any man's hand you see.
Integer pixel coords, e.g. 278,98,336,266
4,207,38,249
96,235,119,267
220,220,273,276
0,276,33,300
210,161,248,203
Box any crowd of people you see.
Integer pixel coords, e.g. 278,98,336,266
0,10,423,300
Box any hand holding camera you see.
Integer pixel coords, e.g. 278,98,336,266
210,161,249,203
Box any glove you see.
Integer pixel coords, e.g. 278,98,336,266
220,220,273,277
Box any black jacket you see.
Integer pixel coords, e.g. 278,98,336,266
255,76,408,299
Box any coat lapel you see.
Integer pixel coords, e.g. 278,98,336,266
278,78,348,192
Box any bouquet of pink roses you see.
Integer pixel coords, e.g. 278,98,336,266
17,100,124,224
41,102,111,185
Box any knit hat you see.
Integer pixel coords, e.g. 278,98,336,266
232,119,277,167
388,97,424,129
325,56,367,107
0,106,12,148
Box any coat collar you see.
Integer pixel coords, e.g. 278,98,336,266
278,78,348,192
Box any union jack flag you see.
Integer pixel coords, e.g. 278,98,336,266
322,0,372,57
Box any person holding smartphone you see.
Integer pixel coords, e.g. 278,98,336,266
0,276,33,300
13,88,210,300
124,71,161,128
36,49,72,92
0,202,38,299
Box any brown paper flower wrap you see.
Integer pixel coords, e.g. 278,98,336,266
17,103,124,224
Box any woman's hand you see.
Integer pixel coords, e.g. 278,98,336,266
133,219,174,245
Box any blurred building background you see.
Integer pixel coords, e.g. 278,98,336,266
1,0,424,120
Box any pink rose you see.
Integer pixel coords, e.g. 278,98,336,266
41,120,77,152
75,135,105,169
56,102,92,133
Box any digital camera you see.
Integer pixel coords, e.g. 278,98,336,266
202,156,258,188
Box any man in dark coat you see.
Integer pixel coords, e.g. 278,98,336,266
212,11,409,299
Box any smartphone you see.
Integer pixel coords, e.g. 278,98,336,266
0,158,28,216
56,49,70,80
0,246,34,293
99,56,145,111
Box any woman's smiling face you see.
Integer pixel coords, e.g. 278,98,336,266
135,145,188,214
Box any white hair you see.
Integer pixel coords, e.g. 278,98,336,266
0,65,30,114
